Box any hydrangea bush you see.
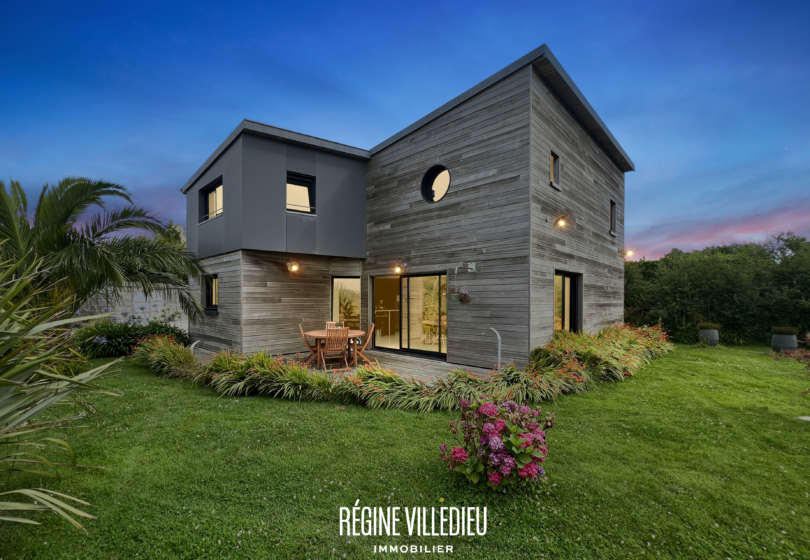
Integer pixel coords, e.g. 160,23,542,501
440,400,555,488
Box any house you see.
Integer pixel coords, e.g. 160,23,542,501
181,44,634,369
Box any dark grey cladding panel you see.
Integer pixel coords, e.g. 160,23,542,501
315,151,367,258
286,213,317,254
242,135,286,252
287,144,317,176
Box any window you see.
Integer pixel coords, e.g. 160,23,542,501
200,181,223,222
554,272,579,332
420,165,451,203
550,152,560,188
287,173,315,214
332,277,361,329
205,275,219,313
609,200,617,234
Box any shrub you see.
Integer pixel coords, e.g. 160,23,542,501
132,325,673,412
772,326,799,336
530,324,673,382
78,321,190,358
696,322,721,330
439,400,553,488
131,335,202,379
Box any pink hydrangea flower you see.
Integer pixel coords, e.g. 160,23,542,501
488,435,504,451
518,462,539,478
532,410,540,417
482,422,497,436
488,472,502,485
439,443,448,452
499,464,512,476
518,405,531,414
494,418,506,433
479,402,499,417
451,446,468,463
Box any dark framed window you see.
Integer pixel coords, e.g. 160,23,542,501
550,152,561,189
610,200,617,235
554,271,580,333
205,275,219,314
420,165,451,203
286,172,315,214
199,178,223,223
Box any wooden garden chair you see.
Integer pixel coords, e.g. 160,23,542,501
299,324,318,365
319,327,350,369
326,321,336,329
354,323,375,366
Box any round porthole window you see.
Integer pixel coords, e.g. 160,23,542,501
420,165,451,203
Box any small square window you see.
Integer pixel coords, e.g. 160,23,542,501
199,180,223,223
286,173,315,214
550,152,561,189
205,275,219,313
610,200,617,235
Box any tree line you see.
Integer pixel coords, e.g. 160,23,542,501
624,232,810,344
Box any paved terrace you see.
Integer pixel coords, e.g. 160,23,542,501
360,350,492,383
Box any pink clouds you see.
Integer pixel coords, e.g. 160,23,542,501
627,200,810,260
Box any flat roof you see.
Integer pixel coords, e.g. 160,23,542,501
180,120,369,193
369,44,634,172
182,44,633,192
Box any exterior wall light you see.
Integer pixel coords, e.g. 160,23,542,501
619,249,633,258
287,261,300,272
395,263,408,273
554,217,567,227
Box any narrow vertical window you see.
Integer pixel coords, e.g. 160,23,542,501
610,200,617,234
205,275,219,313
200,180,223,222
550,152,560,188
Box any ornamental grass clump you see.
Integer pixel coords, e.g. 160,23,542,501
131,335,202,379
440,400,554,488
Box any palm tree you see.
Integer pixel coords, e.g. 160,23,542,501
0,177,206,320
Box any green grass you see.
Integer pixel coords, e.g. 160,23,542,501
2,345,809,559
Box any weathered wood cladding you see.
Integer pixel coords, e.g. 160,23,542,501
240,250,362,355
190,250,363,357
364,70,533,369
189,251,243,358
528,66,625,349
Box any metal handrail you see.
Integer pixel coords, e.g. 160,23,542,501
199,209,223,222
286,203,316,213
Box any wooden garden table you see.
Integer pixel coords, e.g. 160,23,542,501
304,329,366,368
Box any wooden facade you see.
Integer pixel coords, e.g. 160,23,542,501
186,45,632,369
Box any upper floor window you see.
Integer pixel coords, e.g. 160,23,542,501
610,200,617,235
420,164,451,203
550,152,561,189
287,173,315,214
200,181,223,222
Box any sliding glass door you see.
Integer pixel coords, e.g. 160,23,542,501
373,274,447,356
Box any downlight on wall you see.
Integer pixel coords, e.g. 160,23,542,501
554,216,567,227
394,263,409,274
287,261,300,272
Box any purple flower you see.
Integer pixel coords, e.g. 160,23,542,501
518,405,531,414
502,455,515,469
482,422,497,436
459,399,471,410
499,464,512,476
479,436,488,446
489,453,502,465
439,443,448,452
502,401,517,412
479,402,499,417
488,435,504,451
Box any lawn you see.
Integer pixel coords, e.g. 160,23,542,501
2,345,808,559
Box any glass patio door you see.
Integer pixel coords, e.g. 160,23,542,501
373,274,447,355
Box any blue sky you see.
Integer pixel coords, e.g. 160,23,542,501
2,0,808,259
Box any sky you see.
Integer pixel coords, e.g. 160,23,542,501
1,0,808,260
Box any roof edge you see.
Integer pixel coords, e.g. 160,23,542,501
181,120,370,193
369,44,634,173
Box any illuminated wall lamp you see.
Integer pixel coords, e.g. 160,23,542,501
554,216,567,227
394,262,408,273
287,261,300,272
620,249,634,258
